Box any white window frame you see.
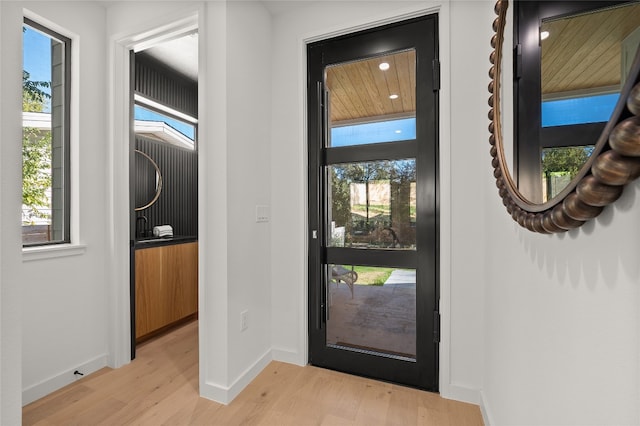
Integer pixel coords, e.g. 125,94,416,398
22,13,85,260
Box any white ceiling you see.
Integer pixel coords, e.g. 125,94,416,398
137,1,319,82
142,33,199,82
260,0,332,16
261,0,307,15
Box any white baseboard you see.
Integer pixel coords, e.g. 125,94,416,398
439,383,481,405
271,347,305,366
200,349,272,405
200,380,232,405
22,354,108,406
479,390,494,426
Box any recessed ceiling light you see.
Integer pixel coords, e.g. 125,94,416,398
540,30,550,41
389,94,399,100
379,62,390,71
395,130,402,134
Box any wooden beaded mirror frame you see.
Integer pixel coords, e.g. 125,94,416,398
489,0,640,233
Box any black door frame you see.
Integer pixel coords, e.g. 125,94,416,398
307,14,440,391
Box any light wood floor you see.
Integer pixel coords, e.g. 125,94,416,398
23,320,484,425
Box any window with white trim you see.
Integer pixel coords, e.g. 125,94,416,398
22,18,71,246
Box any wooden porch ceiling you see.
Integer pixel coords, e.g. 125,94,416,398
541,2,640,96
326,50,416,124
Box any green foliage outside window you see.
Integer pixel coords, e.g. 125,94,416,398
541,145,593,200
22,70,52,222
330,161,416,248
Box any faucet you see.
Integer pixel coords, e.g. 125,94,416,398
136,215,148,238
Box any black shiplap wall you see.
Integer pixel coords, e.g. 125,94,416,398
135,136,197,237
134,52,197,118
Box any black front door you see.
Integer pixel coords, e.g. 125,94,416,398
308,14,440,391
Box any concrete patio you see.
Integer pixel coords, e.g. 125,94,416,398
327,269,416,358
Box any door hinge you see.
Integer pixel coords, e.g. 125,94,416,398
432,58,441,91
514,44,522,80
433,311,441,343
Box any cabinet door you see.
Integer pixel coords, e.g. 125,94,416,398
135,247,167,338
164,242,198,321
135,242,198,339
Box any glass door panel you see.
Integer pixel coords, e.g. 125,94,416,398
328,160,416,249
326,50,416,148
327,264,416,359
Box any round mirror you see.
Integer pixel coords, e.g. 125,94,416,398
489,0,640,233
134,149,163,211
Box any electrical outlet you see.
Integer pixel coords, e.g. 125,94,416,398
241,310,249,331
256,205,269,223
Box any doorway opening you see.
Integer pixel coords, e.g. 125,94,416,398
128,27,199,359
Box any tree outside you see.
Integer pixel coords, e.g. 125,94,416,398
330,160,416,249
22,70,52,224
541,145,593,201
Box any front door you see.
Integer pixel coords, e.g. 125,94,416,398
308,15,440,390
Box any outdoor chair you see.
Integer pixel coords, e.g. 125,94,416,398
331,265,358,298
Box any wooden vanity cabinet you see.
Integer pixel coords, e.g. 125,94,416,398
135,242,198,341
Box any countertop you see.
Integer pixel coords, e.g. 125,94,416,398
134,235,197,248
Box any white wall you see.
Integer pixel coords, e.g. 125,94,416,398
225,1,273,384
483,159,640,422
0,1,110,411
448,0,491,398
269,2,308,363
484,185,640,425
1,2,25,424
200,0,230,397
